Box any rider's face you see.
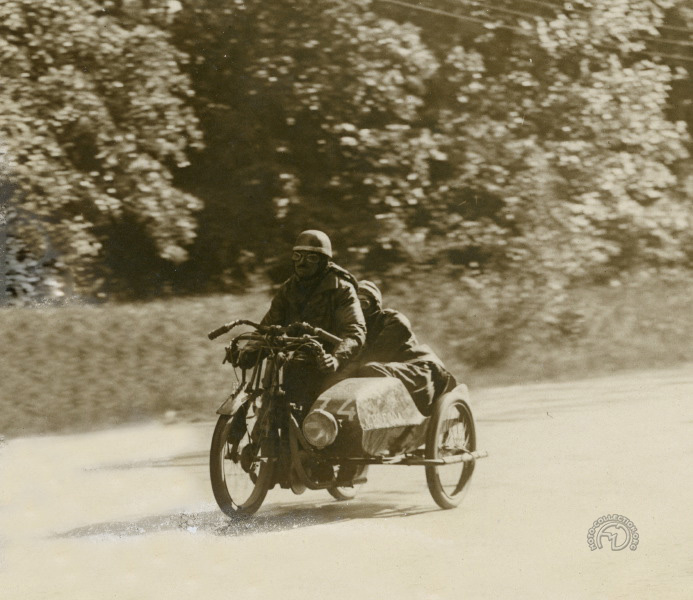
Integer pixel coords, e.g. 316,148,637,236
358,293,377,317
293,251,323,279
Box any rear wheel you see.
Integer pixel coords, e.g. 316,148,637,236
328,486,356,501
425,395,476,509
327,465,369,501
209,408,274,518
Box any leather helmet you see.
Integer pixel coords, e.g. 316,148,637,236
293,230,333,257
358,280,382,308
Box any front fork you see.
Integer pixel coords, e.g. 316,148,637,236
249,354,335,492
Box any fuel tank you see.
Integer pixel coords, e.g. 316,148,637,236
308,377,427,457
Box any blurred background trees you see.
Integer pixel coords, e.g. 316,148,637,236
2,0,692,304
1,0,202,298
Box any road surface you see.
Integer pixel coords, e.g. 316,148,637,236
1,366,692,599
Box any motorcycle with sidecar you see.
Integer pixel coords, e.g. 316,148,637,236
207,319,487,518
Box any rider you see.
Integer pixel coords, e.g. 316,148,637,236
240,230,366,407
354,280,456,415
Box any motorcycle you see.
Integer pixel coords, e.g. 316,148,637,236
207,319,487,518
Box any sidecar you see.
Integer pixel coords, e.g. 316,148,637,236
292,377,487,509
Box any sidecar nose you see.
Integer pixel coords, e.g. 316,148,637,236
302,409,339,449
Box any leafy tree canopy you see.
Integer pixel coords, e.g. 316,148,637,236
1,0,691,303
1,0,202,298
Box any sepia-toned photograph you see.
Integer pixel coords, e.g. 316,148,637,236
1,1,692,598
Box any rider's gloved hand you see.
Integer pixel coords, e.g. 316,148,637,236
317,353,340,373
286,322,311,336
237,348,259,369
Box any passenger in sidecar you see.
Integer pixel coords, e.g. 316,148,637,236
353,280,456,416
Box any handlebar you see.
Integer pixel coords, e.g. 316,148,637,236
308,327,342,347
208,319,343,347
208,319,261,340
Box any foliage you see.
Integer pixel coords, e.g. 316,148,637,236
166,0,692,293
0,0,691,306
168,0,442,288
0,0,203,300
384,1,692,287
0,293,256,436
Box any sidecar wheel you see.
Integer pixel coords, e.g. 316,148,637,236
425,394,476,510
210,413,274,518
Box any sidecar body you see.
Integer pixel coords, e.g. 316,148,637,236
303,377,429,458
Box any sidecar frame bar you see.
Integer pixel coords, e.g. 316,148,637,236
325,450,489,467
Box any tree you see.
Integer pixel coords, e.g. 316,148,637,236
170,0,441,286
2,0,690,306
382,0,691,286
0,0,203,300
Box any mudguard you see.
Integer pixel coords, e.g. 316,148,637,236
216,385,251,416
440,383,471,407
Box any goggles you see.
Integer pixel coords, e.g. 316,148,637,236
292,251,321,263
357,294,373,307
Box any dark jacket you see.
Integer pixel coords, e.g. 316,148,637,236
359,308,446,368
260,263,366,362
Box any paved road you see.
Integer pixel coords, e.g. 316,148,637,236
1,366,691,599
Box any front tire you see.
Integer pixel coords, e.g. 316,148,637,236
210,412,274,518
425,394,476,509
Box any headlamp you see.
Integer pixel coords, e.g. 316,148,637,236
302,409,339,449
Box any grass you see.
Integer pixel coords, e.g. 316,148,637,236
2,276,692,437
0,294,261,437
391,276,693,387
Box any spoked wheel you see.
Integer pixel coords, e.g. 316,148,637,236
425,395,477,509
327,465,369,501
209,406,275,518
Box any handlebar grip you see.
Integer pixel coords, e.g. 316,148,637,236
314,327,343,347
208,319,261,340
208,324,230,340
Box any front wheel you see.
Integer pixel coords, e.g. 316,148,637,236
425,394,476,509
210,411,274,518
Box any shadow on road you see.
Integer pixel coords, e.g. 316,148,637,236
85,451,209,471
66,438,444,540
55,499,438,540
